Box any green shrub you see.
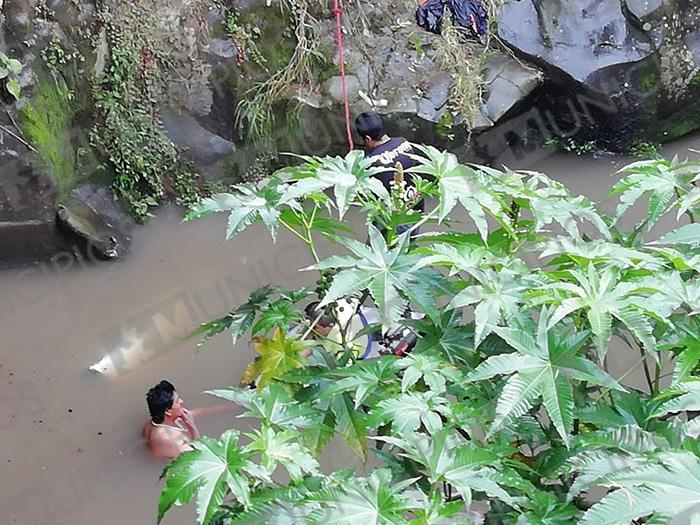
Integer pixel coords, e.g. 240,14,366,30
159,151,700,525
544,136,598,155
629,139,662,159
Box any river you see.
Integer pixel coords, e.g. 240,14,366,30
1,134,698,524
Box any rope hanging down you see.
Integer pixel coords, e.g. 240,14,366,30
332,0,354,151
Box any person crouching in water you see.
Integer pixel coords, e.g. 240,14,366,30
144,380,199,460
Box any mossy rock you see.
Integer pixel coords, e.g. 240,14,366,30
238,4,296,72
56,202,119,260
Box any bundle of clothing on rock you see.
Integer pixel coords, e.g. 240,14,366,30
416,0,488,37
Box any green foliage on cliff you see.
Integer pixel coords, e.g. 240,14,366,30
90,1,207,221
228,0,326,147
20,79,76,201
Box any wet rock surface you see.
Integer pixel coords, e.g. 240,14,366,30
498,0,700,150
56,184,134,261
0,134,67,268
161,108,236,179
499,0,654,85
474,55,543,131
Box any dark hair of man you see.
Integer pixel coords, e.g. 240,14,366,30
305,301,335,328
146,380,175,423
355,112,386,141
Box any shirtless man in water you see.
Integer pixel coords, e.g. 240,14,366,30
143,380,200,460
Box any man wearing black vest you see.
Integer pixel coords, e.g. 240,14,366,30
355,112,419,192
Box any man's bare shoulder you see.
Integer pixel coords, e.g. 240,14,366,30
146,426,190,460
146,425,182,444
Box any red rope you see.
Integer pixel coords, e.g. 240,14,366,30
332,0,354,151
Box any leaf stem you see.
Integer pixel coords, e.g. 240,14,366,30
280,218,308,243
654,360,661,392
301,205,321,263
280,216,320,264
401,204,439,245
619,332,654,393
592,352,648,402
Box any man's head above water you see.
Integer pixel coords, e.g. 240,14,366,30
146,380,185,424
355,111,389,149
305,301,335,336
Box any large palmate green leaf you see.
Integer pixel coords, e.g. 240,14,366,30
450,269,527,346
534,264,657,360
379,429,526,508
369,391,452,435
305,469,418,525
577,390,664,432
207,383,322,430
283,353,374,459
281,150,389,218
407,145,511,240
217,484,317,525
187,286,308,348
530,194,610,240
187,178,294,239
647,245,700,272
539,236,662,269
512,491,581,525
397,352,462,395
566,449,647,502
578,451,700,524
574,424,667,456
659,316,700,384
318,356,401,408
311,225,443,328
638,272,700,318
416,242,510,276
652,380,700,417
409,490,482,525
187,285,277,347
611,158,699,229
481,165,610,239
158,429,269,525
467,310,623,447
245,426,319,481
411,313,476,364
330,392,369,460
676,186,700,220
652,223,700,246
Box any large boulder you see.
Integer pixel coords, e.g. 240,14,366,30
56,183,134,261
472,55,543,132
498,0,700,150
161,108,236,179
499,0,654,85
0,130,134,268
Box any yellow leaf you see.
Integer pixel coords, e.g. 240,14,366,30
254,327,307,387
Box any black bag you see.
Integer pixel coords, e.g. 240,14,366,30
416,0,446,35
448,0,488,37
415,0,488,37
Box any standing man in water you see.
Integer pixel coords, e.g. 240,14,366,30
355,111,420,193
143,380,199,460
355,111,425,236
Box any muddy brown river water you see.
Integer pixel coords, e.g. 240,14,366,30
1,135,698,525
